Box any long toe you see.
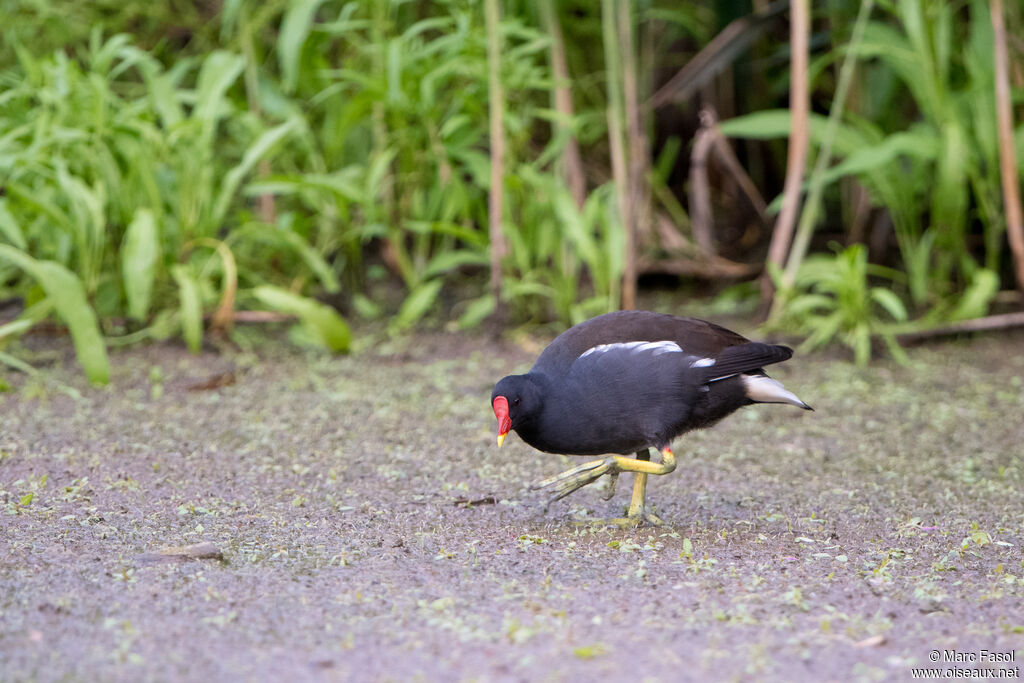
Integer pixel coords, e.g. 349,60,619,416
532,457,617,503
640,510,664,526
600,472,620,501
545,470,606,503
573,510,663,528
531,458,611,491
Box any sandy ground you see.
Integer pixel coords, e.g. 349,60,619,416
2,324,1023,682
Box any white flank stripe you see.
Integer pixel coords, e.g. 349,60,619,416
579,340,683,359
691,357,716,368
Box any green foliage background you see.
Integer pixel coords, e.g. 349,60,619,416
1,0,1023,381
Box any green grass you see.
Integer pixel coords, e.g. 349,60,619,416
2,0,1023,382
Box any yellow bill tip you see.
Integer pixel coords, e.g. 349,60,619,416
496,432,507,447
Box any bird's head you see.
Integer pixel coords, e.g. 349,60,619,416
490,374,540,447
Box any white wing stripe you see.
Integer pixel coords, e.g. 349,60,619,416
578,340,683,359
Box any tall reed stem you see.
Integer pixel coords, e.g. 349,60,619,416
762,0,809,305
991,0,1024,294
485,0,507,314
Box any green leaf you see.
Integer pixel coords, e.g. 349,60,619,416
402,220,488,247
870,288,908,322
720,109,869,160
213,119,298,227
653,136,682,184
458,294,495,329
555,190,599,273
277,229,340,294
139,63,186,129
193,50,245,131
0,350,39,376
252,286,350,352
821,130,937,180
904,231,936,307
504,280,557,299
279,0,327,93
0,317,35,341
171,264,204,354
231,223,339,293
850,323,871,366
0,246,110,385
122,209,159,319
765,131,939,214
931,121,969,238
351,294,382,320
799,310,844,352
391,279,443,331
366,148,398,205
786,293,836,319
248,171,364,203
0,300,54,342
4,181,75,236
221,0,245,37
949,268,998,321
423,249,489,279
54,165,106,287
880,332,910,366
0,200,27,249
386,38,403,105
718,109,813,139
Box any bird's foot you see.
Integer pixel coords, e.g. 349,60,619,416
570,510,663,528
596,483,664,527
640,510,664,526
620,504,664,527
532,456,619,504
533,449,677,508
624,471,662,525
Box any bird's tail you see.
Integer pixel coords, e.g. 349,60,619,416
692,342,812,410
741,374,812,410
700,342,793,382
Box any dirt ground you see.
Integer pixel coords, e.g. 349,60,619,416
2,321,1023,682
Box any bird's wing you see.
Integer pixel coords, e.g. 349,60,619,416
565,339,793,387
701,342,794,381
533,311,750,376
564,340,707,392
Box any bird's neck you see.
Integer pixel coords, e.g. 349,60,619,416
516,373,609,455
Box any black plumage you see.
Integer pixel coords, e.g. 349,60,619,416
490,310,810,521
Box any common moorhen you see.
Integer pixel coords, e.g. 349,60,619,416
491,310,810,524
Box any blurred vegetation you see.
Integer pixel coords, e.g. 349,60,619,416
1,0,1023,382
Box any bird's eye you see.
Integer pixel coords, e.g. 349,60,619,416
513,397,521,406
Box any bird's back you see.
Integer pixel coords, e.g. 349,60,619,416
532,310,750,376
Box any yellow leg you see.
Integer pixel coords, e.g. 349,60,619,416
616,450,663,525
533,447,676,525
628,471,648,517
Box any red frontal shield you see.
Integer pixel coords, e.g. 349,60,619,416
492,396,511,446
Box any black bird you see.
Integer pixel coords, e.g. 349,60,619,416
491,310,811,525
